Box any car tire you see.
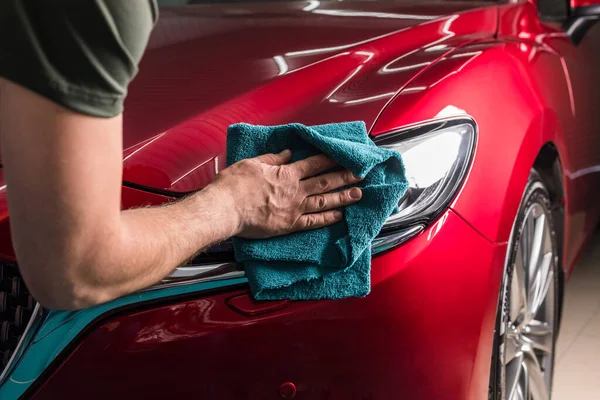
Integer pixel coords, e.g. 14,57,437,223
489,170,560,400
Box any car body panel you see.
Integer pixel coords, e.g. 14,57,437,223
29,210,507,400
120,2,496,193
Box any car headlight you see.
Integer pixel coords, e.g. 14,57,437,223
372,117,476,250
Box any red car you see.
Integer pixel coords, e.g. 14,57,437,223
1,0,600,399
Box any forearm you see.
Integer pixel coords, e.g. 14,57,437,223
107,186,238,300
19,185,238,310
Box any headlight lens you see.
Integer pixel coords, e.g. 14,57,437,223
375,117,476,233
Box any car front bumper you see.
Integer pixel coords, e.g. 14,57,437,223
20,209,507,400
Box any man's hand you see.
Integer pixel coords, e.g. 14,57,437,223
212,150,362,239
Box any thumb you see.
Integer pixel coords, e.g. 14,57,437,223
256,149,292,166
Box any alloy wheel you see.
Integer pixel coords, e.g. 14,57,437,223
501,200,557,400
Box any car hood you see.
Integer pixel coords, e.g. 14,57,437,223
4,1,497,194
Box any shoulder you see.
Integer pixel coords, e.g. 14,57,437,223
0,0,159,118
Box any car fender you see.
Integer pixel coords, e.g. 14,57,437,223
371,40,574,246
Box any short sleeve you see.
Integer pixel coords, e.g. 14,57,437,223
0,0,158,118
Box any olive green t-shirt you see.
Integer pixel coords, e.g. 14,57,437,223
0,0,158,118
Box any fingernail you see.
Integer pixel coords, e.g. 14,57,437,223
349,188,362,199
334,211,343,219
281,149,292,156
352,173,362,180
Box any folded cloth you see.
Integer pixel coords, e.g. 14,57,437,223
226,121,408,300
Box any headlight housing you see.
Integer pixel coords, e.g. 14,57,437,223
373,117,476,246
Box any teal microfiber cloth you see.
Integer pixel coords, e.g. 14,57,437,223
226,121,408,300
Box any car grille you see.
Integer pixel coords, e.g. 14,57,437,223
0,262,36,370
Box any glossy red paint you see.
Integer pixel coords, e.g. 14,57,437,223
571,0,600,8
522,15,600,274
120,2,496,193
31,210,507,400
2,0,600,399
374,2,600,273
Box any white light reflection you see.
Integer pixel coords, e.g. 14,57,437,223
379,47,419,73
533,32,566,45
286,44,353,57
123,132,167,162
355,50,374,61
303,0,320,11
425,44,448,52
344,92,395,105
273,55,289,75
285,30,405,57
171,157,215,186
566,165,600,180
449,51,481,59
413,14,458,52
380,15,458,76
312,9,437,20
383,51,480,75
402,132,462,188
427,212,449,241
382,61,430,74
560,56,576,116
441,14,457,35
428,51,481,88
325,65,363,101
435,105,467,118
398,86,427,94
566,16,598,38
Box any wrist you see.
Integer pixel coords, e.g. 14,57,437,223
196,182,242,239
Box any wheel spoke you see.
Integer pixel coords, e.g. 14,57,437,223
525,210,554,321
521,211,535,275
521,358,529,400
511,381,526,400
528,255,553,321
505,329,522,363
506,353,524,400
527,214,546,287
524,354,549,400
523,320,554,355
511,243,528,324
517,210,536,322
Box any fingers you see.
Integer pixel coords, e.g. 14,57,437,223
288,154,337,179
303,188,362,213
302,169,362,195
293,210,344,232
256,149,292,166
292,187,362,232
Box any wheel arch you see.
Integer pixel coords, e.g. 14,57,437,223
532,142,567,327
